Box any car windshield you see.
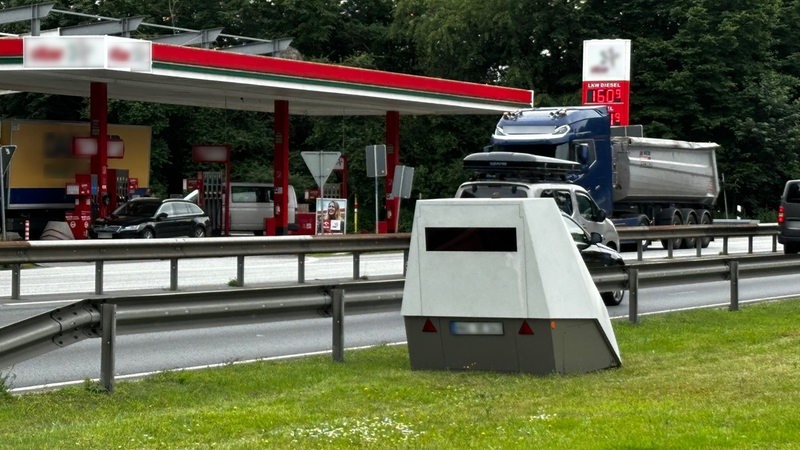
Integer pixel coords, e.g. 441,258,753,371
561,216,590,249
113,201,160,217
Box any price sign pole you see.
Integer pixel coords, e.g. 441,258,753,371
365,145,387,233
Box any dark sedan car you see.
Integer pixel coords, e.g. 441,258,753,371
561,213,626,306
90,198,211,239
778,179,800,254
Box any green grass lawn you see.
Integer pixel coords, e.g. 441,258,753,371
2,300,799,449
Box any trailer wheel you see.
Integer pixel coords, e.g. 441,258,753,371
658,208,683,250
699,210,713,248
680,208,698,248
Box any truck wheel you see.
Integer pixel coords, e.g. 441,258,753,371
699,210,713,248
658,208,683,250
140,228,155,239
681,209,698,248
602,290,625,306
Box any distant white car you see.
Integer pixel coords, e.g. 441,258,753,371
455,181,620,250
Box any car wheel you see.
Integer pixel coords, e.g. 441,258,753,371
601,290,625,306
140,228,155,239
784,242,800,254
193,226,206,238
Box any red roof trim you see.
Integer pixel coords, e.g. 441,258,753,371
0,38,22,56
0,37,532,106
152,43,532,104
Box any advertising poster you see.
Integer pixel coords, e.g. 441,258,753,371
316,198,347,235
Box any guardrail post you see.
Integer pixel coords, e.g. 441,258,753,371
298,253,306,284
95,261,104,295
636,242,644,261
332,288,345,362
100,303,117,393
628,268,639,324
353,252,361,280
747,237,754,254
729,260,739,311
11,263,20,299
170,258,178,291
403,249,409,275
667,240,674,259
721,237,729,255
695,239,702,257
236,256,245,287
772,235,778,253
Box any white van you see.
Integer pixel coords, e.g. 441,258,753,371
455,181,620,250
229,182,297,235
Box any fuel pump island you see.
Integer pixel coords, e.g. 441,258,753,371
401,198,621,374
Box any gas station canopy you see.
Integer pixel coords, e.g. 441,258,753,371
0,36,534,116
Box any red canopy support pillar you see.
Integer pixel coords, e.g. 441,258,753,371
384,111,400,233
273,100,290,235
90,82,109,218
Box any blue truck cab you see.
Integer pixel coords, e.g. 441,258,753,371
490,106,615,218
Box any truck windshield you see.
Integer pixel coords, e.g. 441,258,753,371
493,141,595,166
458,184,529,199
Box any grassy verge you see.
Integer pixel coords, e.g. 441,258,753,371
2,301,799,449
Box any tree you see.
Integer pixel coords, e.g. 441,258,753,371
1,0,799,219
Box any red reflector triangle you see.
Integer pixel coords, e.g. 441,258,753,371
422,319,438,333
519,321,534,335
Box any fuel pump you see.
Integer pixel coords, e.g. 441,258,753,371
65,174,95,239
106,168,130,211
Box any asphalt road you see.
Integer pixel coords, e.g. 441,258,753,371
1,235,795,392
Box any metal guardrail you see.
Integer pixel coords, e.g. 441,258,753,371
620,223,779,259
595,253,800,323
0,278,405,392
0,234,412,299
0,223,781,299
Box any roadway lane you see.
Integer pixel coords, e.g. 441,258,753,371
4,311,406,391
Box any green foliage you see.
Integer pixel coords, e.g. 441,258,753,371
0,0,798,213
81,378,107,394
0,371,13,400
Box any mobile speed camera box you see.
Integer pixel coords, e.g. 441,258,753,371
401,198,621,374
